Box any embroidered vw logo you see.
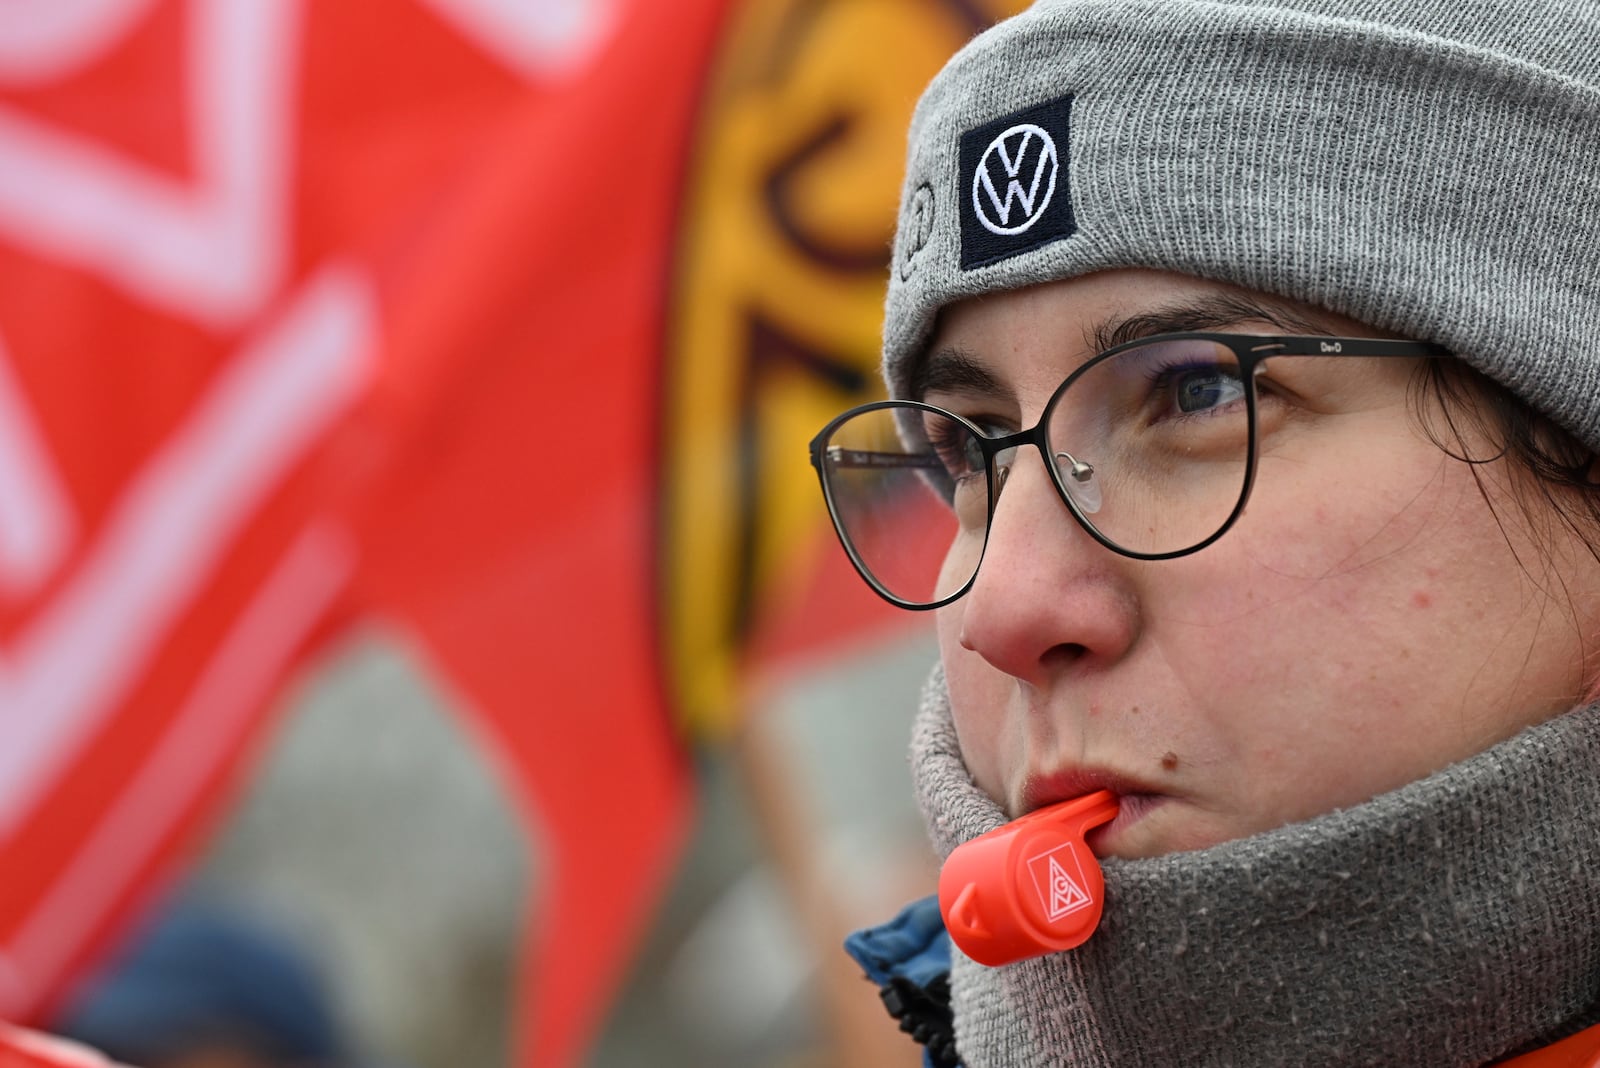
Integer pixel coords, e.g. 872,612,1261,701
971,122,1058,237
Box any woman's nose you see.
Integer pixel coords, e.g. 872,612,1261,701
953,451,1140,688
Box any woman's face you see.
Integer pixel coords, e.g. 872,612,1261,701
927,270,1600,859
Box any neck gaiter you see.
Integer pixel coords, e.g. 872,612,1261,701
911,665,1600,1067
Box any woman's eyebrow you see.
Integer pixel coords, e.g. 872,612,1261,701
1092,294,1335,352
908,294,1337,400
911,345,1010,401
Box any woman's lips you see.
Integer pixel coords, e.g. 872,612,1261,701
1020,767,1159,812
1021,768,1169,856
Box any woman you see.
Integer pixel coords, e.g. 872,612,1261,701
813,0,1600,1064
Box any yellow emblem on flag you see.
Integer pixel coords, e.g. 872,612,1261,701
662,0,1026,738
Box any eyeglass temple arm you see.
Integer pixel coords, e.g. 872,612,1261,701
823,446,944,470
1257,337,1449,358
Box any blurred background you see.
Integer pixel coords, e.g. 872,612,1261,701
0,2,1021,1065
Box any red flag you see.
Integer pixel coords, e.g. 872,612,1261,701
347,4,734,1062
0,4,723,1065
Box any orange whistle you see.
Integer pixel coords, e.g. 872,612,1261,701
938,789,1120,966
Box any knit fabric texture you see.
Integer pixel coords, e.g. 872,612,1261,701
883,0,1600,452
909,664,1600,1066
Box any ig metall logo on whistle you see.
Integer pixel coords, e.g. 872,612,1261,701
938,790,1119,966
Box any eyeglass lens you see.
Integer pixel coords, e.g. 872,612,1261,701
820,338,1256,605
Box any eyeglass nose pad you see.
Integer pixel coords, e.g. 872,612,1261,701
1054,452,1102,514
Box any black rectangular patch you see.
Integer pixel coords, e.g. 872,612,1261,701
959,93,1075,271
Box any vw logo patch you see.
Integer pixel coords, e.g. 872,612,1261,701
972,123,1058,236
958,93,1076,270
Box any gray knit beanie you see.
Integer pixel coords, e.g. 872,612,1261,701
884,0,1600,452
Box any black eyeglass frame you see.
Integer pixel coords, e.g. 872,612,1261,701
808,331,1451,611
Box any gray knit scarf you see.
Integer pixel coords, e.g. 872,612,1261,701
911,664,1600,1067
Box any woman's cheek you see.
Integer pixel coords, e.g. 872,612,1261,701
938,610,1013,806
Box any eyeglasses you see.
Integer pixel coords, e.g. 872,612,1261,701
809,331,1449,610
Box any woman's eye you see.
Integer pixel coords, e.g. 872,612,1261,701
931,430,982,476
1170,368,1246,415
925,417,1001,479
962,434,985,473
